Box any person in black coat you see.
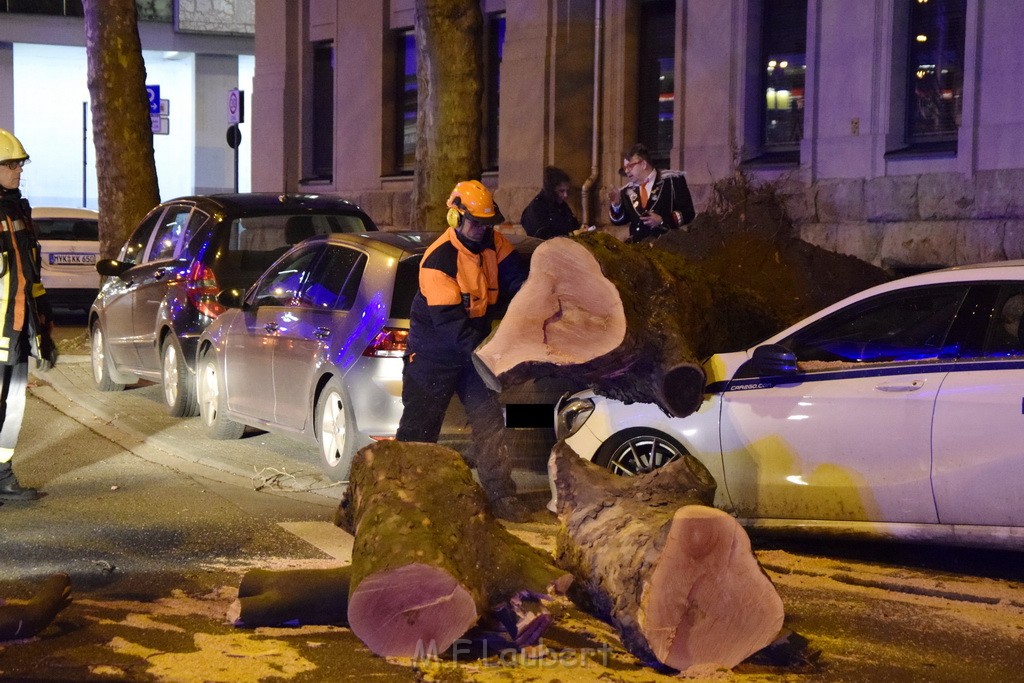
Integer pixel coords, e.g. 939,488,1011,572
520,166,580,239
607,143,695,242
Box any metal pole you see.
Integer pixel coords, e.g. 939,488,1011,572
234,139,239,192
82,101,87,208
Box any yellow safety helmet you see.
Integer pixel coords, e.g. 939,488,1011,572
0,129,28,164
446,180,504,228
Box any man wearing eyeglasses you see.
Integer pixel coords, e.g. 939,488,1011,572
606,143,695,242
0,129,58,502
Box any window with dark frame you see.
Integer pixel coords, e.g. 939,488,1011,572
483,12,505,171
906,0,966,149
394,29,417,174
760,0,807,155
310,41,335,181
637,0,675,168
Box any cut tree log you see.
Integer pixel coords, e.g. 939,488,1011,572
228,567,351,628
335,440,571,658
475,232,782,418
550,440,785,672
0,573,72,641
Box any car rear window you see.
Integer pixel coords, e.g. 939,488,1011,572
390,255,421,319
33,218,99,241
209,212,374,291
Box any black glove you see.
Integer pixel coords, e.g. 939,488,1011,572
36,327,58,372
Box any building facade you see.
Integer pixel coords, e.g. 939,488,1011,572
0,2,254,209
253,0,1024,271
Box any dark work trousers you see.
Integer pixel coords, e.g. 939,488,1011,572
396,355,515,503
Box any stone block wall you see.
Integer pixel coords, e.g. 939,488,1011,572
703,169,1024,273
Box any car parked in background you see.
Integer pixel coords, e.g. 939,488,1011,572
89,193,377,417
32,206,100,311
557,261,1024,549
195,231,423,479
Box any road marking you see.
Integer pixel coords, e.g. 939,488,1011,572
278,521,354,563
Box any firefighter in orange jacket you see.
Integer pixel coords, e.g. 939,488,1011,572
396,180,530,521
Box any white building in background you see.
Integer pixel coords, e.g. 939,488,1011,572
0,2,254,210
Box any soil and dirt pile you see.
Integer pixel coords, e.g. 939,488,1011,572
656,172,891,338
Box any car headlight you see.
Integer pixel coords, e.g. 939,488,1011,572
555,396,595,439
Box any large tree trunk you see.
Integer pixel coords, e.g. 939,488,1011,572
474,232,782,417
550,441,785,672
83,0,160,258
412,0,484,231
336,440,570,657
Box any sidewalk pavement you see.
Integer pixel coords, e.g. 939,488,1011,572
28,355,552,507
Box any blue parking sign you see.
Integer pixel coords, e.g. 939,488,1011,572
146,85,160,115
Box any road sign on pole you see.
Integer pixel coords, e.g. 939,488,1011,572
228,88,245,124
146,85,160,114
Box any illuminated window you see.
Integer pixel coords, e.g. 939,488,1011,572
637,0,675,167
760,0,807,152
906,0,965,147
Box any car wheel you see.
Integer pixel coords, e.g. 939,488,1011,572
593,427,690,476
315,378,354,481
197,352,245,440
161,336,198,417
90,324,125,392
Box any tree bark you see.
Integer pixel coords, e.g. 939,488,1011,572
336,440,570,658
83,0,161,257
412,0,484,231
474,232,783,418
550,441,785,672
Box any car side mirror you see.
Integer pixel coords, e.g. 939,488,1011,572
734,343,798,379
96,258,131,278
216,288,246,310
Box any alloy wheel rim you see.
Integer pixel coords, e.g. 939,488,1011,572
609,436,682,476
91,329,105,384
163,344,179,406
320,391,346,467
199,362,219,426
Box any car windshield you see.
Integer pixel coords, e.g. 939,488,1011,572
33,218,98,241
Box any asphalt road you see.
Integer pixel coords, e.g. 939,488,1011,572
0,316,1021,682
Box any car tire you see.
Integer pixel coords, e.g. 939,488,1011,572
90,324,125,392
593,427,702,478
161,336,198,417
196,352,245,440
314,378,355,481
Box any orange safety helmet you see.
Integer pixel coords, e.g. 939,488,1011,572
446,180,504,227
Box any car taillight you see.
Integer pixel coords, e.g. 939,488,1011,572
185,262,225,318
363,327,408,358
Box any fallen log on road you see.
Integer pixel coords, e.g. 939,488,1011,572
550,440,785,672
335,440,571,657
228,567,351,628
475,232,781,418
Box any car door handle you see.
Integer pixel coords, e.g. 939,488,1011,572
314,327,331,339
264,322,279,333
875,380,925,392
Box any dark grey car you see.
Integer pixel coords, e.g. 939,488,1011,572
89,193,377,417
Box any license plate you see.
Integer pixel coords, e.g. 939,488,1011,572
49,252,97,266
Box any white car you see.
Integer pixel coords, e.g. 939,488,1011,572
556,261,1024,549
32,206,100,311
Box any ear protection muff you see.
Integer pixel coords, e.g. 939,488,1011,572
447,207,462,228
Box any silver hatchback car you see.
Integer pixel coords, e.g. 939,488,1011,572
195,232,430,480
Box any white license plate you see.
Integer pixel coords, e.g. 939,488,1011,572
49,253,97,266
